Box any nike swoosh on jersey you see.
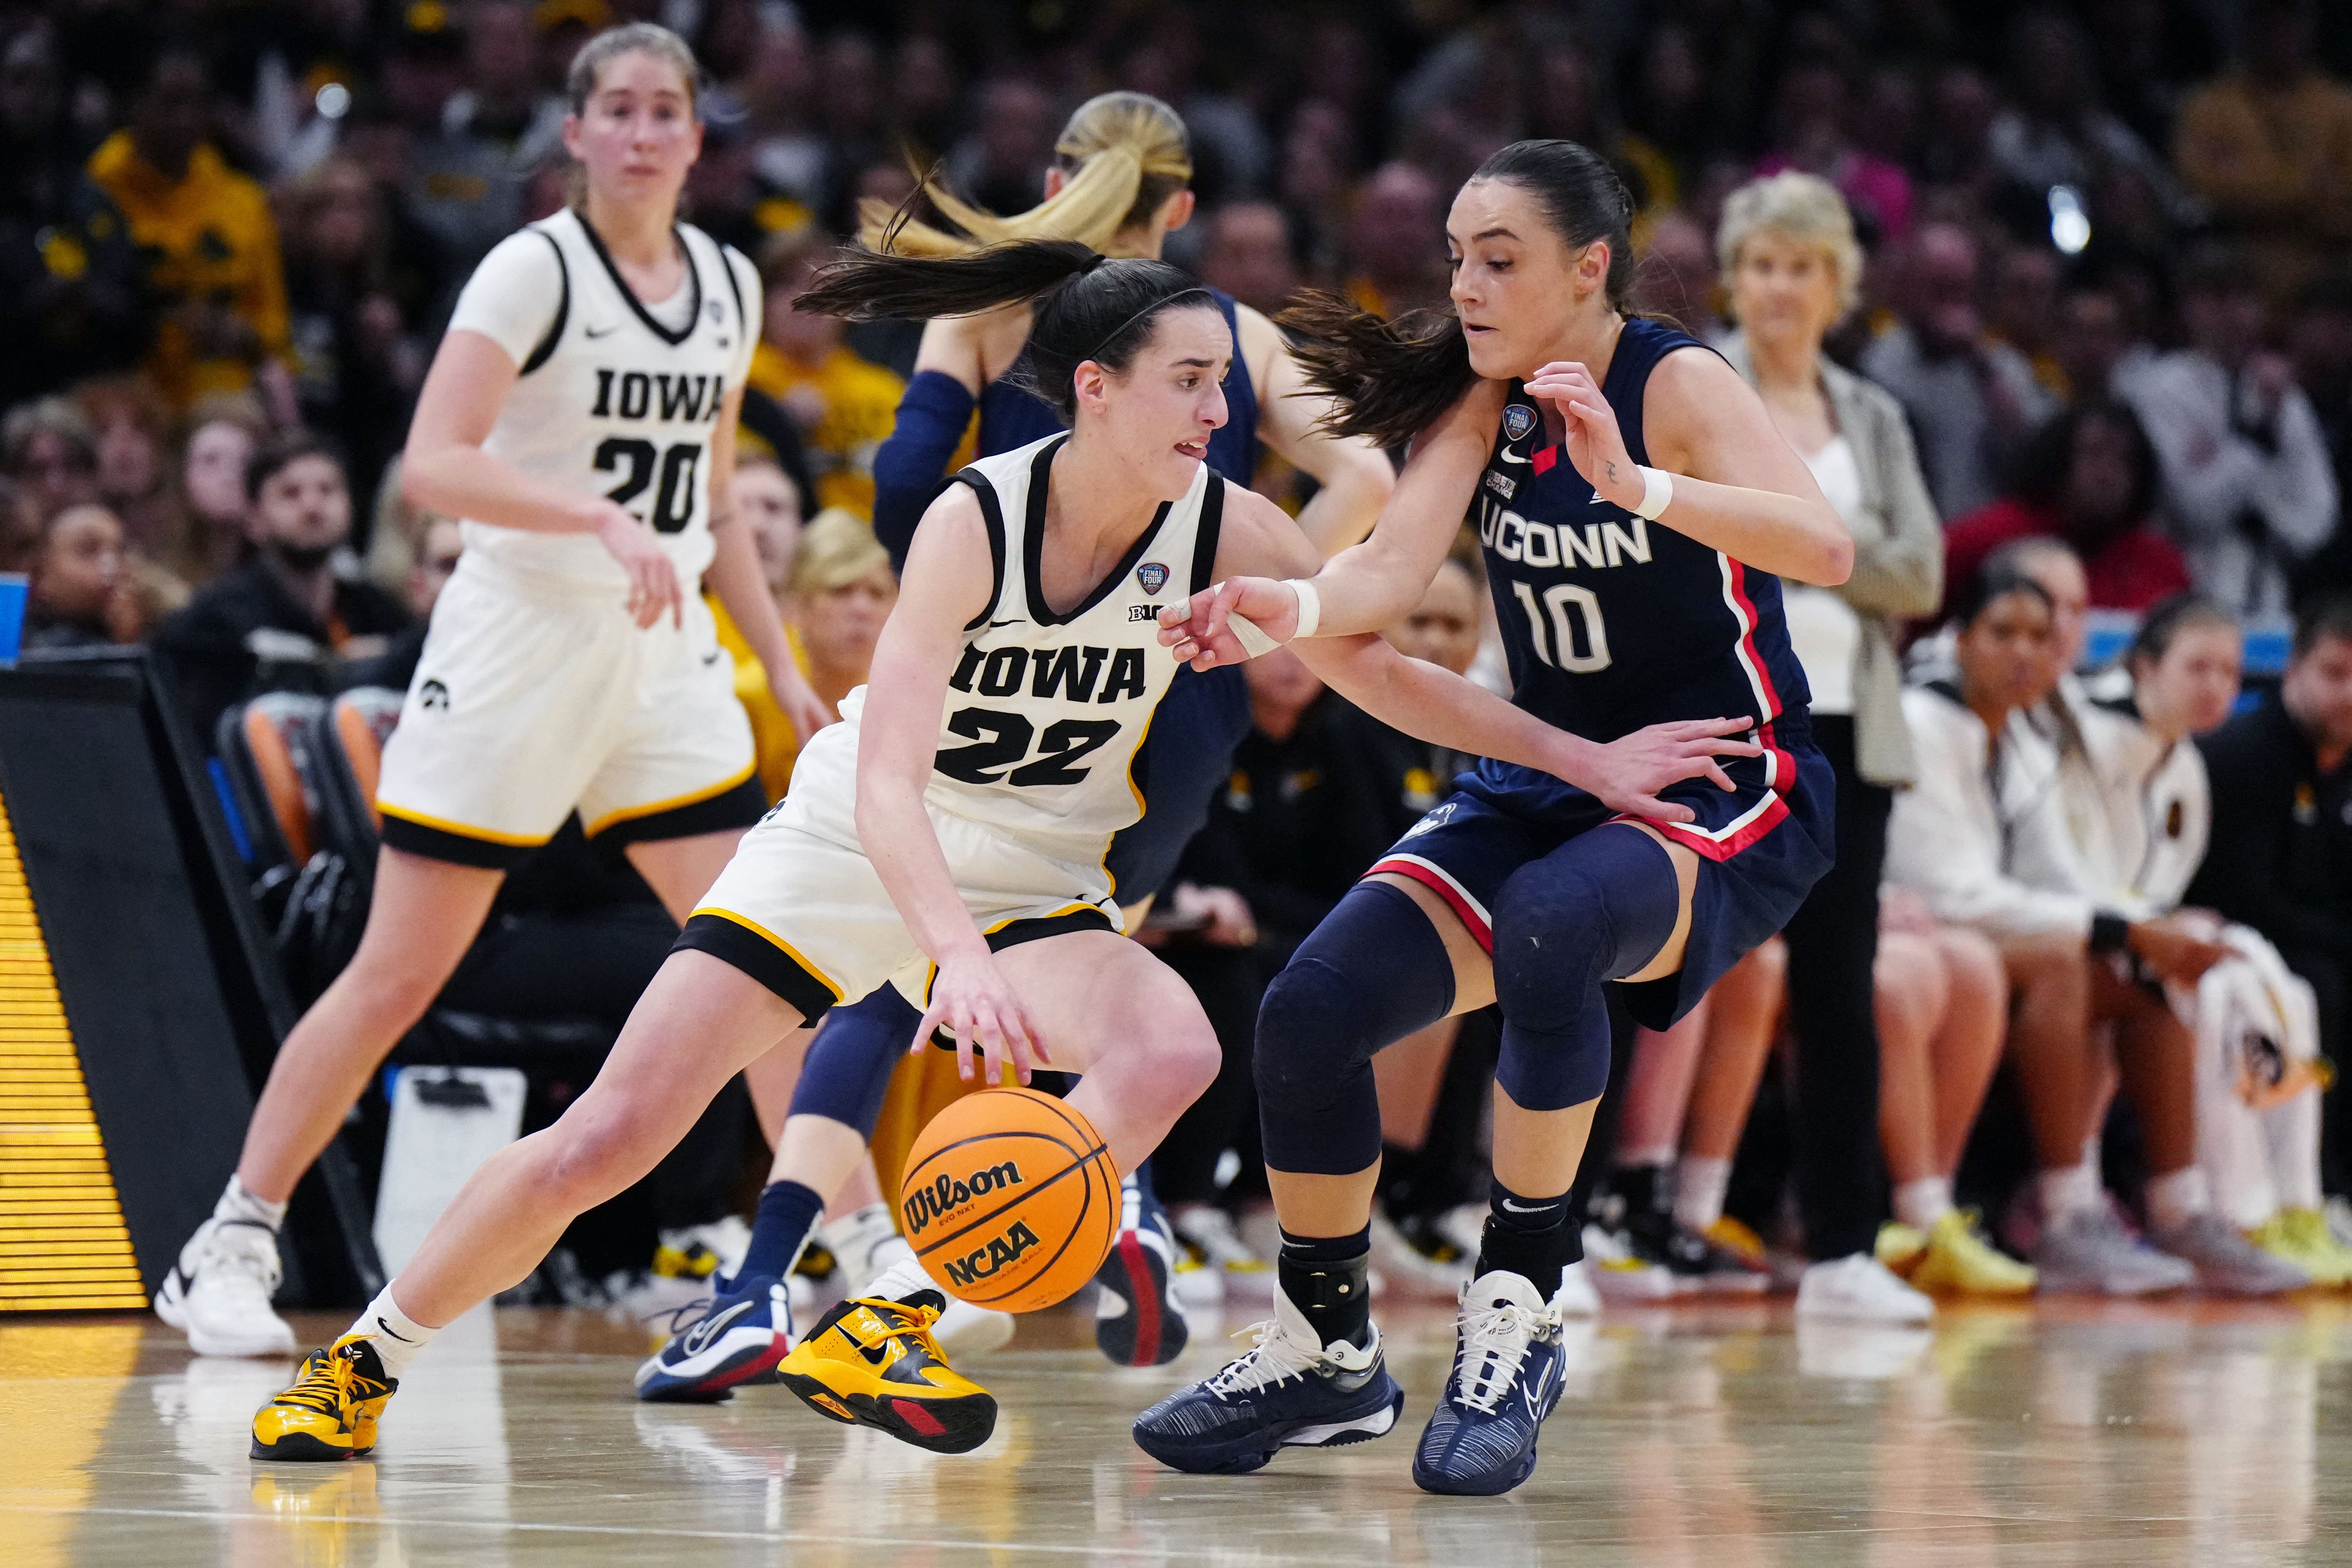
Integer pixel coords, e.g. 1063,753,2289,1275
1497,447,1532,464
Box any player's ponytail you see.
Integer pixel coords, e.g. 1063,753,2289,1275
1280,138,1639,449
858,92,1192,259
796,241,1213,422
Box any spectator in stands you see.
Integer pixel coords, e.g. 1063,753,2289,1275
2125,247,2339,616
732,451,803,599
2174,0,2352,303
1629,209,1723,343
152,431,408,744
73,376,182,570
280,157,430,509
720,507,890,804
2188,596,2352,1196
0,26,150,409
1342,162,1448,318
945,78,1058,219
443,0,566,178
1888,565,2293,1294
1196,202,1301,318
176,395,267,585
2053,284,2155,406
1944,402,2193,616
386,4,521,282
1,397,100,520
747,228,903,518
1716,172,1948,1317
1861,221,2056,518
86,49,291,415
1757,60,1913,243
22,501,129,649
1989,9,2182,222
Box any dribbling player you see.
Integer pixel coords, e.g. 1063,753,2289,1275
158,24,827,1360
249,235,1751,1461
1137,139,1855,1495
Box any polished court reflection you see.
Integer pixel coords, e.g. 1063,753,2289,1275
7,1294,2352,1566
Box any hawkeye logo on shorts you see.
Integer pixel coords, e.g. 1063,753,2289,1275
944,1219,1041,1289
1135,562,1169,595
1503,404,1536,442
902,1162,1024,1236
418,679,451,711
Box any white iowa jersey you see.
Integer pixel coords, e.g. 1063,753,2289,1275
443,206,757,590
796,433,1226,873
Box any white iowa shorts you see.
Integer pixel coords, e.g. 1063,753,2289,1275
374,554,761,868
674,776,1122,1023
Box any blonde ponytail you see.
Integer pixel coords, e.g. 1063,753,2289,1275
859,91,1191,259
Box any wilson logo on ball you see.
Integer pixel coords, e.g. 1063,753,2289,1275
943,1219,1042,1288
901,1161,1025,1237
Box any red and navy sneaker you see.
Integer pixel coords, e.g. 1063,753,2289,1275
1094,1171,1189,1366
633,1275,791,1403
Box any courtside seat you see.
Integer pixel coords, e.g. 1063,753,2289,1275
213,693,332,881
315,686,404,872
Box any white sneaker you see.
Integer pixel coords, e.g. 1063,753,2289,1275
864,1256,1014,1359
1368,1211,1472,1297
1555,1258,1600,1318
1794,1254,1934,1325
1169,1205,1276,1303
154,1216,296,1357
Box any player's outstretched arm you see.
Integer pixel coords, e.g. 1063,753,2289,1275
1159,377,1503,667
1238,303,1394,556
704,385,833,740
1211,487,1761,825
854,486,1049,1086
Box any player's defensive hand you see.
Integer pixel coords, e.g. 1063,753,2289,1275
595,505,683,629
1523,361,1644,513
1573,717,1761,825
1157,576,1296,669
769,659,834,745
917,948,1052,1088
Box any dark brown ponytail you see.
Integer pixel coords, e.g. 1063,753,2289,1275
1276,137,1639,449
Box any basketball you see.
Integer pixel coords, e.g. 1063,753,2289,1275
898,1088,1120,1312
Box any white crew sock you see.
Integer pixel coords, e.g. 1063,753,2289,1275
2038,1163,2103,1222
819,1203,906,1295
2145,1166,2213,1235
217,1175,289,1232
348,1286,436,1377
1672,1155,1733,1232
1893,1175,1954,1232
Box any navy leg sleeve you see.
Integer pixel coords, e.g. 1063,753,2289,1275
872,370,979,570
787,985,919,1137
1491,825,1680,1112
1256,881,1457,1175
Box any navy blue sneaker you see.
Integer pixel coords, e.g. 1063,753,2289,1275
1095,1171,1189,1367
1132,1289,1403,1474
1411,1270,1567,1496
633,1275,792,1403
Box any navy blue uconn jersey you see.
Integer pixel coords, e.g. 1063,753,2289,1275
1464,317,1814,848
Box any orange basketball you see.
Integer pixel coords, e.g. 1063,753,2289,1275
899,1087,1120,1312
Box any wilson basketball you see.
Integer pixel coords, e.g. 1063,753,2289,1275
899,1088,1120,1312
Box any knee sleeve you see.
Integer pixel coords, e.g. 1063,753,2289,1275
1491,827,1679,1112
1256,881,1456,1175
786,985,919,1137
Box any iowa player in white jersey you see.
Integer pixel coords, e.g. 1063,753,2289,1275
248,238,1727,1460
161,25,830,1365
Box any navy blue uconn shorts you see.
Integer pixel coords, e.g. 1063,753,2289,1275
1366,720,1834,1031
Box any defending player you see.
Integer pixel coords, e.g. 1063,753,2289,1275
1135,139,1854,1495
638,90,1396,1397
155,24,828,1358
249,238,1756,1461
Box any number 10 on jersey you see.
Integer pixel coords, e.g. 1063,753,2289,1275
1511,579,1612,673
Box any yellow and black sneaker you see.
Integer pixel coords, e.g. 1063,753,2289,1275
777,1274,996,1456
251,1335,398,1462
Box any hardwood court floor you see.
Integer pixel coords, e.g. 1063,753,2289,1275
7,1290,2352,1566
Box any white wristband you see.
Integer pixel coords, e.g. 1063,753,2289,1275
1286,578,1323,638
1633,466,1674,521
1226,612,1281,658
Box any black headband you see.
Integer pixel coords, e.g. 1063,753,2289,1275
1080,280,1215,363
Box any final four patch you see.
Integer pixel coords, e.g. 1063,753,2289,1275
1136,562,1169,594
1503,404,1536,442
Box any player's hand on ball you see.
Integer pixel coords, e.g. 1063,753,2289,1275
594,504,683,629
1157,576,1294,669
1576,717,1761,825
918,948,1052,1087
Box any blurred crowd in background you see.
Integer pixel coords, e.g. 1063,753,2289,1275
7,0,2352,1306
